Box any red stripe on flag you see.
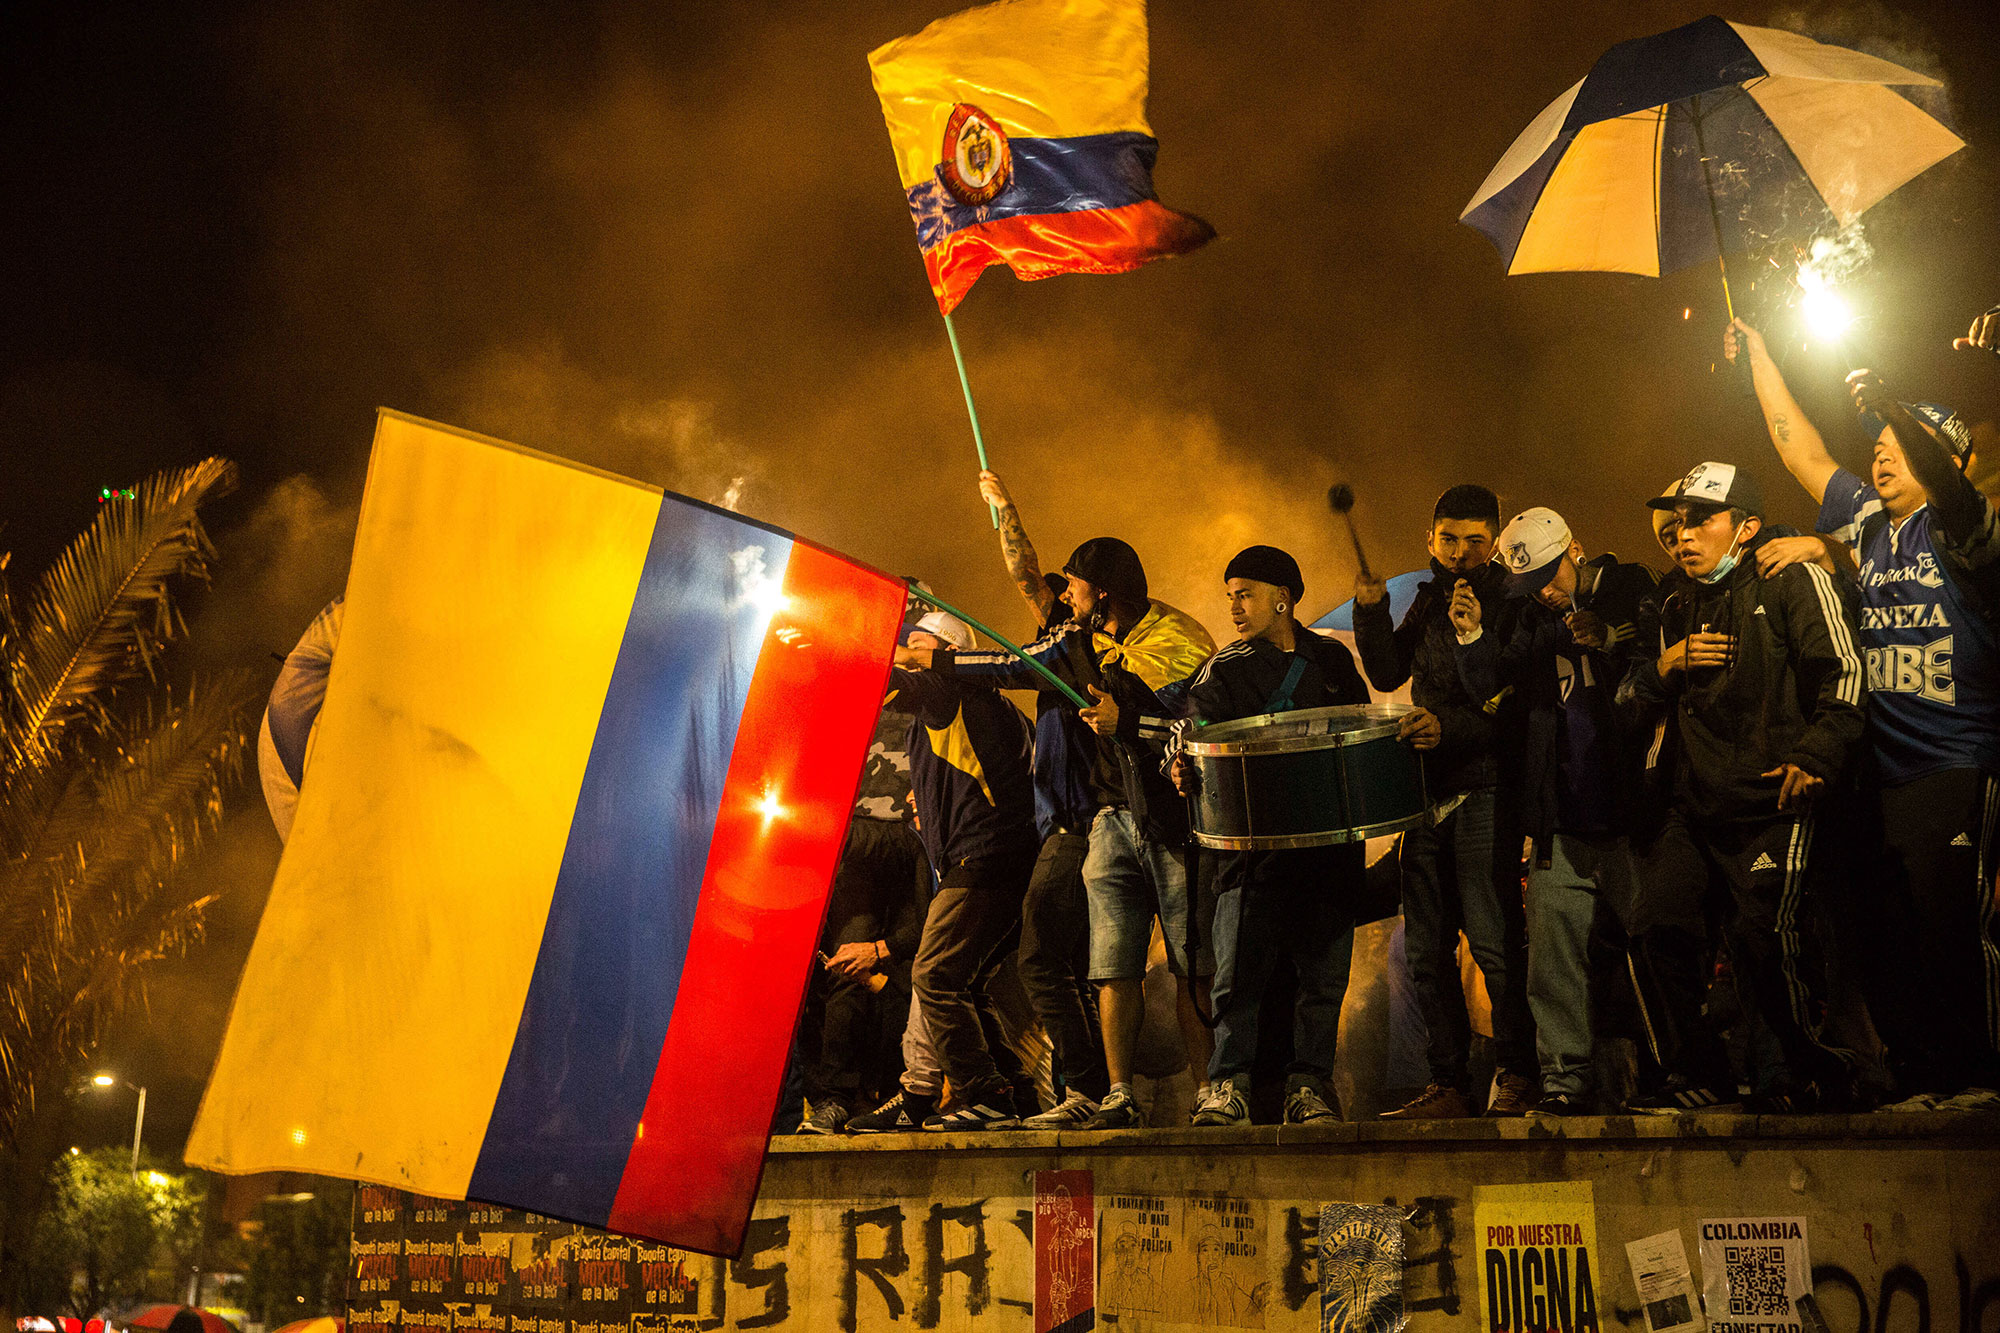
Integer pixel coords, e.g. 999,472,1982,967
606,544,904,1254
924,199,1215,314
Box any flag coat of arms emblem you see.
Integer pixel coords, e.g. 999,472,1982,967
186,411,905,1255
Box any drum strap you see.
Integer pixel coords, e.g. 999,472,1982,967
1263,655,1309,714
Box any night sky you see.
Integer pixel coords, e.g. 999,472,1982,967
9,0,1998,1159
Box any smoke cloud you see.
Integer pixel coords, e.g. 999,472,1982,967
29,0,2000,1154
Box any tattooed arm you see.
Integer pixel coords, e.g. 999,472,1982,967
980,469,1058,622
1725,317,1839,505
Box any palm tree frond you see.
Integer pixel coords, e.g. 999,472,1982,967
5,458,237,765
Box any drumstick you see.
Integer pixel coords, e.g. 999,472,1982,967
1326,483,1373,582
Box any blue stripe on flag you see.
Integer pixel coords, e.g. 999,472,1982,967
906,131,1162,251
467,498,792,1224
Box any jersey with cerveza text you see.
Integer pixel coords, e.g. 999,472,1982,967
1818,466,2000,784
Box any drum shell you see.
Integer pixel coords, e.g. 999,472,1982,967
1185,705,1427,851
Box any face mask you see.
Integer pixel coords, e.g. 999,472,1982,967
1697,524,1748,585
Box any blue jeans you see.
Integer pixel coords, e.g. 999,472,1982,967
1083,807,1211,981
1400,787,1534,1090
1207,845,1359,1087
1527,833,1638,1098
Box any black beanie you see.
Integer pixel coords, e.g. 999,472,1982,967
1225,545,1304,603
1063,538,1149,604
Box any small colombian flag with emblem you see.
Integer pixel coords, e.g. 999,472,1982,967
869,0,1214,314
185,411,906,1256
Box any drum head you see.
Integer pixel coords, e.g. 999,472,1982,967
1184,703,1410,757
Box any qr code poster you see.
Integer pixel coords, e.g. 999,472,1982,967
1473,1182,1601,1333
1697,1218,1810,1333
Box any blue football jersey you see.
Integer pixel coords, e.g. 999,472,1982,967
1819,468,2000,783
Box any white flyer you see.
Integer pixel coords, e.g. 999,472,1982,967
1626,1230,1702,1333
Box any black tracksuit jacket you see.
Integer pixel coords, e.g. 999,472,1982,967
1620,536,1866,824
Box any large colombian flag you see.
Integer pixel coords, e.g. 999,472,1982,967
186,411,905,1256
869,0,1214,315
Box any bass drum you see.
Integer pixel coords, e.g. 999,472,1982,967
1184,703,1428,851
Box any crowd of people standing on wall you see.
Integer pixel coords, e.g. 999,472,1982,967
780,301,2000,1133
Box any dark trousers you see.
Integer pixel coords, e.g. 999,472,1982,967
1864,769,2000,1093
1632,806,1850,1091
1208,844,1359,1089
911,848,1036,1100
1401,787,1535,1092
1016,831,1107,1101
802,818,925,1107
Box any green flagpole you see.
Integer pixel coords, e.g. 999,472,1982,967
941,310,1001,529
905,582,1090,710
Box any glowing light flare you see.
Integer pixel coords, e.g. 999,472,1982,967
754,786,787,828
289,1126,309,1146
91,1073,115,1087
1797,263,1855,342
145,1170,170,1187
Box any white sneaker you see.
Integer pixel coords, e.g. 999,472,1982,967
1937,1087,2000,1113
1878,1091,1942,1113
1021,1089,1100,1129
1192,1078,1250,1127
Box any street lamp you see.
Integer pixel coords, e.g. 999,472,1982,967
89,1072,146,1176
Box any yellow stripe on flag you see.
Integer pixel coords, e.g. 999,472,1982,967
868,0,1153,190
185,411,662,1194
1510,112,1664,277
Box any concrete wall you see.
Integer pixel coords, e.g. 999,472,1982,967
347,1116,2000,1333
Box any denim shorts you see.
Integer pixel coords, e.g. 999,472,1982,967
1083,807,1213,981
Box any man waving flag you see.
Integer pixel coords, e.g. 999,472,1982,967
869,0,1214,315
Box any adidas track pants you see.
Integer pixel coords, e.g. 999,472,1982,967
1631,806,1851,1093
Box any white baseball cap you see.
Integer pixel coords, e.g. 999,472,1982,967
915,610,976,651
1498,507,1574,596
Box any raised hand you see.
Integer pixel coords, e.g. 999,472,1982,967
1448,580,1482,637
1954,306,2000,357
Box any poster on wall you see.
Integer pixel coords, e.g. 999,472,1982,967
1626,1230,1703,1333
1697,1218,1810,1333
1318,1203,1406,1333
1035,1169,1096,1333
1100,1190,1174,1323
1174,1194,1270,1328
1473,1182,1601,1333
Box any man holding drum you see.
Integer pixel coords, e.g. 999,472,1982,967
1169,546,1441,1125
1449,507,1661,1116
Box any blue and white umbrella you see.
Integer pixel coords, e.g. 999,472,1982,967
257,598,342,842
1460,16,1960,284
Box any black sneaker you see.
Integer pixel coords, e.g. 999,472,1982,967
1746,1084,1820,1115
1284,1080,1341,1125
796,1099,850,1135
1531,1091,1591,1117
1079,1087,1142,1130
923,1092,1019,1132
1623,1080,1742,1116
847,1090,936,1133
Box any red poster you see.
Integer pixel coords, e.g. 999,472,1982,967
1035,1169,1097,1333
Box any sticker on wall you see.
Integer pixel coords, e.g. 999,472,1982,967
1035,1169,1095,1333
1697,1217,1810,1333
1318,1203,1406,1333
1626,1230,1703,1333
